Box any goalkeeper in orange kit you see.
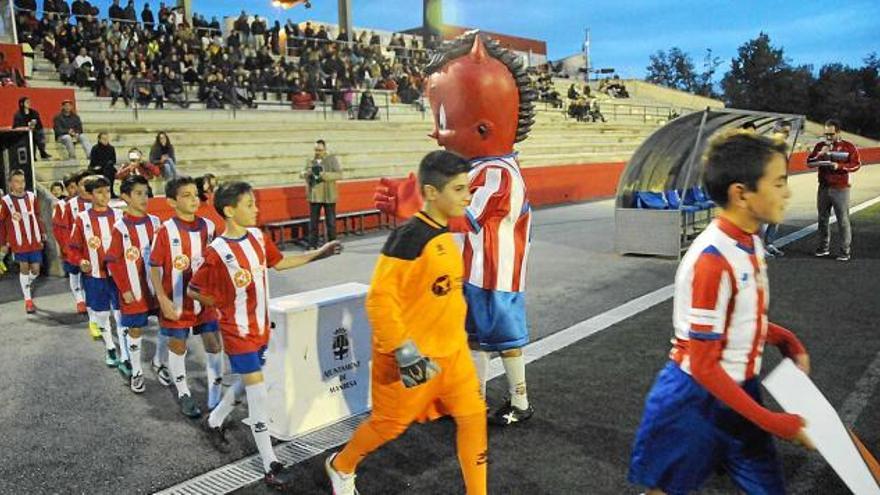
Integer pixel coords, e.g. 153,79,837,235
325,150,488,495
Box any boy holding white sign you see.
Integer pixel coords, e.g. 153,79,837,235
628,130,815,495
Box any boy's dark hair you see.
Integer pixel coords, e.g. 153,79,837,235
213,181,253,218
418,150,471,193
9,168,25,178
51,181,64,190
120,175,149,196
824,118,841,131
740,122,757,131
316,139,326,147
84,175,111,193
703,130,788,208
164,175,197,199
63,173,78,187
75,170,91,185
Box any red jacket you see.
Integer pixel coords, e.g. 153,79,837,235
808,139,861,189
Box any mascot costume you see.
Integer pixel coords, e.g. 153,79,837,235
375,31,537,425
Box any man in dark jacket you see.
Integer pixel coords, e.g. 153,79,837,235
108,0,124,21
53,100,92,159
12,97,52,159
141,3,155,30
89,132,118,195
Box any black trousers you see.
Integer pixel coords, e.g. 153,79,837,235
308,202,336,248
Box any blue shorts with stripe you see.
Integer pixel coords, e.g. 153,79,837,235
160,320,219,340
62,261,80,275
82,276,119,312
628,362,786,495
13,250,43,264
120,309,158,329
228,346,267,375
464,283,529,352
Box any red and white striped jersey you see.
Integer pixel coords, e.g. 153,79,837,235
670,217,770,383
190,228,283,355
106,213,161,315
461,154,532,292
149,216,217,328
60,197,92,260
0,192,45,254
69,208,118,278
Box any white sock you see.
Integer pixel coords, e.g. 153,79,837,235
153,333,169,367
502,354,529,410
205,352,223,410
96,311,115,351
69,274,84,303
470,349,490,399
208,377,243,428
129,335,143,376
116,325,130,361
246,382,278,472
19,273,32,300
168,351,191,398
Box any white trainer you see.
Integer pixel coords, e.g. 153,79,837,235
325,452,359,495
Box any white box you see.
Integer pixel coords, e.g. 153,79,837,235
264,282,372,440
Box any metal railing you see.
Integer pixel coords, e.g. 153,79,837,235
119,81,426,122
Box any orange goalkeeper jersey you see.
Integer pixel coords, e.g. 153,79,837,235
366,211,469,358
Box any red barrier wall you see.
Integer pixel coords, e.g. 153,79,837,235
0,87,76,127
145,146,880,226
0,43,25,75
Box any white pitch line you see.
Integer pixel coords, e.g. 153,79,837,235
161,194,880,494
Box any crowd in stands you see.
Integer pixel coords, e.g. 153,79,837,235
13,1,428,115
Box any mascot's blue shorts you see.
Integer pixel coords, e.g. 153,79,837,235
464,283,529,352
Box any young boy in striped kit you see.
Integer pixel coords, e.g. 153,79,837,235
52,171,87,314
68,176,122,366
0,169,46,314
106,175,169,393
149,176,223,418
188,181,341,489
63,172,100,338
628,131,815,494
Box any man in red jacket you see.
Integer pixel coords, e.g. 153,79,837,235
807,119,862,261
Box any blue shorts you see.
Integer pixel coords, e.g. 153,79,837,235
628,362,786,495
464,283,529,352
82,276,119,312
228,346,267,375
13,250,43,264
160,320,219,340
120,309,157,329
63,261,80,275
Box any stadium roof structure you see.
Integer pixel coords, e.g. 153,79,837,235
615,107,806,208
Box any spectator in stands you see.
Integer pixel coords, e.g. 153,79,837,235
301,139,342,249
12,97,52,159
123,0,136,23
357,90,379,120
53,100,92,159
115,147,158,196
162,70,188,108
141,3,154,30
234,11,250,45
105,70,129,107
71,0,90,23
809,119,862,261
149,132,179,179
251,16,267,50
88,132,118,195
567,83,580,100
0,53,21,87
57,51,77,84
108,0,124,22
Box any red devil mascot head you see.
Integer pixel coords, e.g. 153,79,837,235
374,31,536,219
424,30,536,159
